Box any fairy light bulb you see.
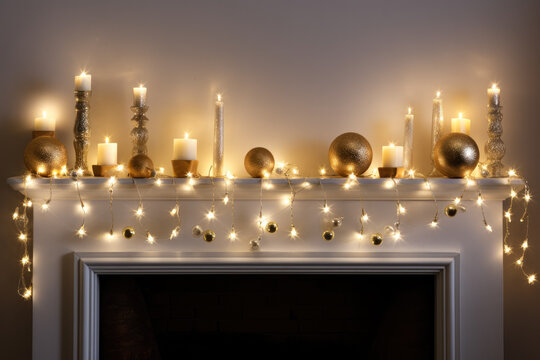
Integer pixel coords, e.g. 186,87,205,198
146,232,155,244
466,179,476,187
424,181,431,190
485,224,493,232
282,196,292,206
108,176,117,186
320,168,326,176
77,225,86,238
510,189,517,198
24,200,32,208
228,229,237,241
408,169,416,178
170,227,179,239
356,233,365,241
223,193,230,205
135,205,144,218
508,169,517,177
361,213,369,222
25,175,33,185
398,204,406,214
476,195,484,206
170,206,178,216
290,226,298,238
18,233,27,241
116,164,124,172
323,203,330,214
302,181,311,188
21,256,30,265
528,274,537,284
343,182,351,190
155,178,162,186
505,211,512,222
206,207,216,220
524,192,532,202
430,220,439,228
22,288,32,299
159,167,165,174
264,181,273,190
384,179,394,189
522,240,529,249
41,203,49,211
291,168,299,175
393,230,402,240
504,245,512,254
12,210,19,220
76,168,84,176
454,197,461,205
263,171,270,178
516,258,523,266
61,165,68,175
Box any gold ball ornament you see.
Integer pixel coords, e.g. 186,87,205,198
192,225,203,237
322,230,335,241
328,132,373,177
202,230,216,243
244,147,275,178
433,133,480,178
23,136,67,176
265,221,278,234
445,204,458,217
128,154,155,178
122,227,135,239
370,233,383,246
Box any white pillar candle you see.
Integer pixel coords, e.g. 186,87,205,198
74,72,92,91
403,107,414,170
97,137,117,165
451,113,471,134
133,84,147,106
382,143,404,168
488,83,500,107
174,133,197,160
34,110,55,131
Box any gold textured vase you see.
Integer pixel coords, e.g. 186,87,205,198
328,132,372,177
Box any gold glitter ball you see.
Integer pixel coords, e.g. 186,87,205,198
203,230,216,243
244,147,275,178
128,154,155,178
24,136,67,177
328,132,373,177
445,204,458,217
433,133,479,178
265,221,278,234
322,230,335,241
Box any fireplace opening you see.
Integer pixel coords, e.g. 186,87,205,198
99,274,435,359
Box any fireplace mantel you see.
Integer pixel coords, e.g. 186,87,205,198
8,176,520,360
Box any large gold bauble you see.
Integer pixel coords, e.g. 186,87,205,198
434,133,480,178
370,233,383,246
322,230,335,241
128,154,155,178
244,147,275,178
265,221,278,234
23,136,67,177
203,230,216,243
328,132,372,177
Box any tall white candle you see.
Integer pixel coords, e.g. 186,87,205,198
488,83,500,107
34,110,55,131
403,107,414,170
74,72,92,91
213,93,224,176
174,133,197,160
451,113,471,134
133,84,147,106
97,137,117,165
382,143,404,168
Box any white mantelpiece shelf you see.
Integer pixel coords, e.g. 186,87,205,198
8,176,522,201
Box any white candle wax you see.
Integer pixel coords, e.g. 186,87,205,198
451,113,471,134
34,110,55,131
74,72,92,91
97,137,117,165
213,93,224,176
488,84,500,107
133,85,147,106
174,134,197,160
382,144,404,168
403,107,414,170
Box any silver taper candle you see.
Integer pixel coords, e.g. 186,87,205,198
213,93,224,177
403,107,414,171
429,91,444,176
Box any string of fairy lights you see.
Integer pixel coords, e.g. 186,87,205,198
11,166,536,299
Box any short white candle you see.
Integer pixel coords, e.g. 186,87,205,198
34,110,55,131
451,113,471,134
488,83,500,107
382,143,404,168
133,84,147,106
97,137,117,166
74,72,92,91
174,133,197,160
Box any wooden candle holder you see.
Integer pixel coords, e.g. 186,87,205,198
172,160,198,178
92,165,118,177
378,167,397,178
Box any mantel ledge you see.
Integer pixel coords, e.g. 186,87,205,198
7,176,523,201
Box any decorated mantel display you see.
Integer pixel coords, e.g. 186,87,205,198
11,73,537,301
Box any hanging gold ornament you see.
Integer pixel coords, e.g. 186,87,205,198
370,233,383,246
192,225,203,237
445,204,458,217
433,133,479,178
331,217,343,228
250,237,261,250
322,230,335,241
128,154,155,178
202,229,215,242
244,147,275,178
328,132,372,177
122,227,135,239
265,221,278,234
24,136,68,176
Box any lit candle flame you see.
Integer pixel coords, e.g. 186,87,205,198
217,93,222,102
184,132,189,139
458,112,463,119
42,110,47,118
491,83,498,90
408,107,412,115
105,136,110,143
436,91,441,98
80,71,87,77
389,142,395,147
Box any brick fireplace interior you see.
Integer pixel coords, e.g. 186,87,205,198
100,274,435,359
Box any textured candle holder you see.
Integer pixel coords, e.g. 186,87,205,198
213,99,224,177
92,165,118,177
485,97,505,177
73,90,92,175
430,97,443,177
378,167,397,178
130,104,149,156
172,160,199,178
32,131,55,139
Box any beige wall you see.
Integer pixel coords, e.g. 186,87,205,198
1,0,539,357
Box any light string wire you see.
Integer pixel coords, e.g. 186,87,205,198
74,173,87,238
284,168,298,238
206,166,217,221
228,175,237,241
107,176,116,238
423,177,439,228
387,178,403,240
14,175,33,299
132,178,154,244
354,177,368,239
169,177,181,240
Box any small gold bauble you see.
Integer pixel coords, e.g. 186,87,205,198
244,147,275,178
192,225,203,237
122,227,135,239
445,204,458,217
203,230,216,242
322,230,335,241
370,233,383,246
128,154,155,178
433,133,480,178
328,132,373,177
331,217,343,228
250,238,261,250
265,221,278,234
23,136,67,177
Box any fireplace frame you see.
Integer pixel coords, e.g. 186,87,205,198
74,251,459,360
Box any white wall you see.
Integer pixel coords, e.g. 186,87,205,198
1,0,539,358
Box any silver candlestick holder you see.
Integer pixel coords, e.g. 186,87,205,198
73,90,92,175
485,93,505,177
130,104,149,155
